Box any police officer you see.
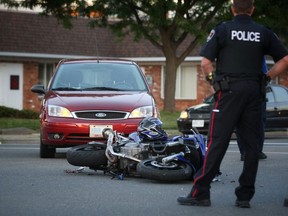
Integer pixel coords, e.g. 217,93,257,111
177,0,288,208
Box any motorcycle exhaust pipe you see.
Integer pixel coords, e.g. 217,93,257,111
161,152,185,163
105,132,117,162
165,141,181,147
102,128,114,139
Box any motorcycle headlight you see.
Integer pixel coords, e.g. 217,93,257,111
48,105,73,118
129,106,153,118
179,110,188,119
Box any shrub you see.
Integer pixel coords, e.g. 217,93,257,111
0,106,39,119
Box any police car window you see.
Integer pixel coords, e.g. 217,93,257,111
204,95,214,103
266,87,274,103
272,86,288,102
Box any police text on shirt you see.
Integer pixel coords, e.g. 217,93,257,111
231,30,260,42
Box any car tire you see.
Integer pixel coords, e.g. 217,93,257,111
40,139,55,158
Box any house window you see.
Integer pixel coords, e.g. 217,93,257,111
10,75,19,90
38,63,54,87
161,65,197,100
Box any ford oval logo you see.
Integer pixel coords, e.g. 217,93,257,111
95,113,106,118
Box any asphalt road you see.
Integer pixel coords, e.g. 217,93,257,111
0,135,287,216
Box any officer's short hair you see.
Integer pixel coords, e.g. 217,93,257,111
233,0,254,14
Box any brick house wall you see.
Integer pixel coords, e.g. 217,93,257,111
139,64,213,112
140,65,164,109
23,63,40,111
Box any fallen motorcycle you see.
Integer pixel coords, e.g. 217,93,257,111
66,117,206,182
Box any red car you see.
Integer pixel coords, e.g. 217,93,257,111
31,58,159,158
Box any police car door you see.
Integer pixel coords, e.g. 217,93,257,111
265,85,288,129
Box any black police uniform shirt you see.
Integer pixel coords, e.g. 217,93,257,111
200,14,288,81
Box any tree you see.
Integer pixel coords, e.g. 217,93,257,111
86,0,230,112
1,0,287,111
252,0,288,45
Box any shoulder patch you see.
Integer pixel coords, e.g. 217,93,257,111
207,29,215,42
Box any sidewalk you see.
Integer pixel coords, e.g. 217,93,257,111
0,128,40,143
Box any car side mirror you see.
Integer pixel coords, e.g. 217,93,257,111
31,84,46,95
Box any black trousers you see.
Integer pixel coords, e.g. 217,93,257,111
237,100,266,155
191,80,262,201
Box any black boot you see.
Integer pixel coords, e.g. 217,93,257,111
177,188,211,206
235,199,250,208
258,152,267,160
284,198,288,207
235,186,254,208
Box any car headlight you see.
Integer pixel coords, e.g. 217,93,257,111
129,106,153,118
48,105,73,118
179,110,188,119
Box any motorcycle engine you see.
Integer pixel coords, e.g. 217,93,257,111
119,142,149,170
120,142,143,158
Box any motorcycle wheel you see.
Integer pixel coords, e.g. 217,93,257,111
66,144,107,167
137,159,192,182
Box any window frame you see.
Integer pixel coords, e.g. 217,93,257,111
38,63,54,88
161,64,197,100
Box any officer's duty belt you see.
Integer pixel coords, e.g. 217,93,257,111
213,76,261,92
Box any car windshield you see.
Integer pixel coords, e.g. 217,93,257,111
203,95,214,104
50,62,148,91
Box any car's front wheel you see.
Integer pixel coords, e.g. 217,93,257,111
40,139,55,158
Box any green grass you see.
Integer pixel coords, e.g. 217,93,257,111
160,111,180,130
0,111,180,131
0,118,40,131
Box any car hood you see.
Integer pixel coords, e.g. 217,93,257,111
188,103,211,111
44,91,154,111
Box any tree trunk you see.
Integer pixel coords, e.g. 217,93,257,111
163,54,178,112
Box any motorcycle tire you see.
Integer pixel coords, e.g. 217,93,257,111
137,158,192,182
66,144,107,167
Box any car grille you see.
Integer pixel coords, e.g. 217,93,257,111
73,111,129,120
189,113,210,119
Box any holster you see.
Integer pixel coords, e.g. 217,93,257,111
213,78,230,92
